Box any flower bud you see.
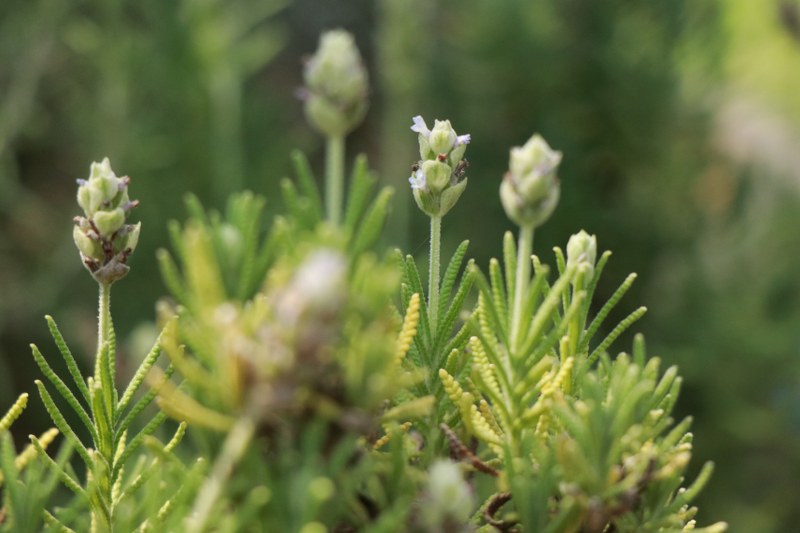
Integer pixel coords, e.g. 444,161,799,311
500,134,562,228
302,30,369,137
566,230,597,282
409,116,470,217
73,158,139,285
93,208,125,238
421,160,451,194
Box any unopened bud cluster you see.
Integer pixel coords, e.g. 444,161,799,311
73,158,140,285
500,134,562,228
408,116,471,217
302,30,369,137
566,229,597,284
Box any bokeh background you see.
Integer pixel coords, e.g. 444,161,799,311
2,1,799,531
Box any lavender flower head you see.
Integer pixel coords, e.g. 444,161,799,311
408,116,470,218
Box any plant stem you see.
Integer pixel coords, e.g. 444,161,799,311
96,283,111,381
186,413,256,533
428,215,442,332
94,282,116,532
325,134,345,225
510,224,534,353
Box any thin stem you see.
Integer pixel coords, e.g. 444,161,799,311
186,413,256,533
325,134,345,225
510,224,534,353
428,215,442,332
96,283,111,381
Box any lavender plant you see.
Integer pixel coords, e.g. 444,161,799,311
3,29,727,533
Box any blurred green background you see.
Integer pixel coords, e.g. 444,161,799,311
2,0,799,531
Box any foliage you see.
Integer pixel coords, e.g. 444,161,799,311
0,22,740,533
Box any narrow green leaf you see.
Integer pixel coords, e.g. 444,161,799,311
30,434,87,500
403,256,431,348
581,273,638,352
588,306,648,365
35,381,92,466
553,247,570,312
31,344,98,446
519,267,575,359
632,332,647,367
676,461,715,505
343,154,376,236
117,330,166,420
45,316,91,405
156,249,188,305
553,247,567,276
43,510,78,533
183,193,209,226
166,219,185,265
351,187,393,255
291,150,323,220
113,412,167,478
438,240,469,320
235,194,266,300
0,431,20,505
489,258,509,333
433,263,475,358
116,366,175,440
97,342,115,422
472,269,509,347
502,231,517,308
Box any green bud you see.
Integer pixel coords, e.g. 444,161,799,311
429,119,457,154
421,160,451,194
114,222,141,255
409,115,470,218
500,133,562,228
73,224,102,259
93,208,125,238
74,158,139,285
566,230,597,283
302,30,369,137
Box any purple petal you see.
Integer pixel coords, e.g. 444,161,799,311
456,134,471,146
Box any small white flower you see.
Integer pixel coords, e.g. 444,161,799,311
408,168,426,190
456,133,471,146
410,115,430,136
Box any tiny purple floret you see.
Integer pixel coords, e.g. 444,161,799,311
456,134,471,146
76,179,88,186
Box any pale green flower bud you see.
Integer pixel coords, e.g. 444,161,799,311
302,30,369,137
73,224,102,259
73,158,139,285
420,460,474,531
500,133,562,228
421,160,451,194
409,115,470,217
566,229,597,282
429,120,457,154
93,207,125,238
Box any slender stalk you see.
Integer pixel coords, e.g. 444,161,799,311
325,134,345,225
96,283,111,381
510,224,534,353
428,215,442,332
93,282,117,532
186,413,256,533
